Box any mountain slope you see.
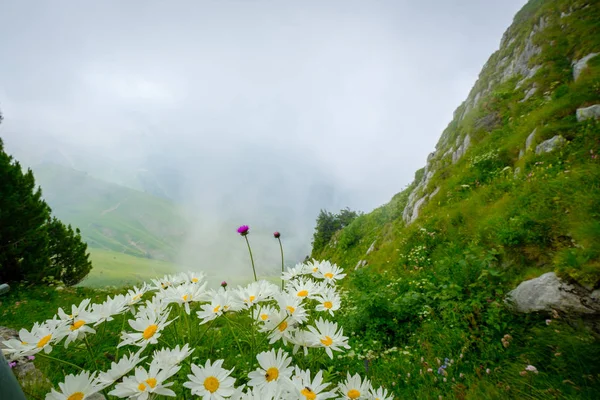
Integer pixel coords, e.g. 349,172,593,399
312,1,600,398
34,163,188,262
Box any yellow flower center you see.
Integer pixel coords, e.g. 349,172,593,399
21,341,28,345
204,376,220,393
213,305,221,313
265,367,279,382
70,320,86,331
143,324,158,340
249,295,256,302
278,321,288,332
297,290,309,297
138,382,147,392
67,392,85,400
348,389,361,399
301,387,317,400
224,305,230,311
192,278,199,283
260,314,269,321
313,267,318,272
286,306,296,314
323,301,333,309
145,378,157,388
321,336,333,346
324,272,334,279
132,294,142,302
37,334,52,348
182,294,190,302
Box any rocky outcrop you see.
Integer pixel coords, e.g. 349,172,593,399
366,241,376,255
535,135,566,155
506,272,600,314
526,128,537,150
576,104,600,122
573,53,598,81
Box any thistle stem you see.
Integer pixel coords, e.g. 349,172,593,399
277,237,285,290
244,236,257,281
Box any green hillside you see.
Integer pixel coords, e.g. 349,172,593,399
313,0,600,398
33,163,188,262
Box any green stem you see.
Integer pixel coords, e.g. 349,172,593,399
256,315,289,349
224,315,245,357
115,313,127,360
277,237,285,290
191,318,217,348
245,236,257,281
36,352,84,371
84,336,99,371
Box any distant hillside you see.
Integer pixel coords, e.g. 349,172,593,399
34,163,188,262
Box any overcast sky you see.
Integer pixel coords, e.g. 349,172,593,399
0,0,528,273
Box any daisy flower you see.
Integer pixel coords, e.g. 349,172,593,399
185,270,206,284
274,292,308,324
290,330,319,356
184,359,236,399
370,386,394,400
259,310,296,345
290,367,336,400
56,301,98,348
306,318,350,359
163,281,207,314
248,349,294,390
95,350,146,389
151,344,194,370
314,288,341,316
281,263,309,281
197,292,239,324
46,370,102,400
125,285,149,310
286,278,319,300
252,305,278,323
312,261,346,285
91,294,127,326
2,321,66,359
109,364,180,400
118,307,173,348
337,373,371,400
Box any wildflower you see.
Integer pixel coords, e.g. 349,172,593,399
126,285,149,309
197,292,236,325
237,225,250,236
56,303,97,348
2,321,66,359
248,349,294,390
486,368,491,374
290,367,336,399
313,262,346,285
259,310,296,345
282,264,309,281
27,355,35,361
221,281,228,288
46,371,103,400
307,318,351,359
96,351,146,388
184,359,236,399
546,319,552,325
109,364,180,399
91,294,128,326
314,287,342,316
163,281,207,315
253,305,278,323
369,386,394,400
287,278,319,300
525,365,538,374
290,330,319,356
337,372,371,400
151,344,194,371
9,361,17,368
275,292,308,324
273,231,281,238
118,307,174,348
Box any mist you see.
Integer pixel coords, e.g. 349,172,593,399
0,0,527,281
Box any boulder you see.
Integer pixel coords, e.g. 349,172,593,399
576,104,600,122
525,128,537,150
573,53,598,81
506,272,600,314
535,135,566,154
366,241,376,255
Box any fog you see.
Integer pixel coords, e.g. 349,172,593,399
0,0,527,279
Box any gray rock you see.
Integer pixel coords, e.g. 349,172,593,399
514,166,521,177
576,104,600,122
474,113,500,132
354,260,367,270
429,186,440,199
366,241,376,255
506,272,600,314
573,53,598,81
526,128,537,150
535,135,566,155
518,149,524,159
520,86,537,102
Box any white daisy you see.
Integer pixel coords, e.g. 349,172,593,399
95,350,146,389
2,321,66,359
118,307,174,348
314,288,341,316
286,278,319,300
370,386,394,400
125,285,148,310
248,349,294,390
290,330,319,356
281,263,310,281
306,318,350,359
196,292,238,324
259,310,297,345
252,305,278,323
56,303,97,348
151,344,194,370
290,367,336,400
183,359,236,400
109,363,179,400
274,292,308,324
91,294,128,326
312,261,346,285
337,373,371,400
162,281,207,314
45,370,102,400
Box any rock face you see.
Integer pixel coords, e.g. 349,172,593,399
506,272,600,314
573,53,598,81
525,128,537,150
535,135,566,154
576,104,600,122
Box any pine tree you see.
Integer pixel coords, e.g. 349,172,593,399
47,217,92,285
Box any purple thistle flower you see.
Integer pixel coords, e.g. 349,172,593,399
273,231,281,239
221,281,228,288
9,361,17,368
237,225,250,236
27,356,35,361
